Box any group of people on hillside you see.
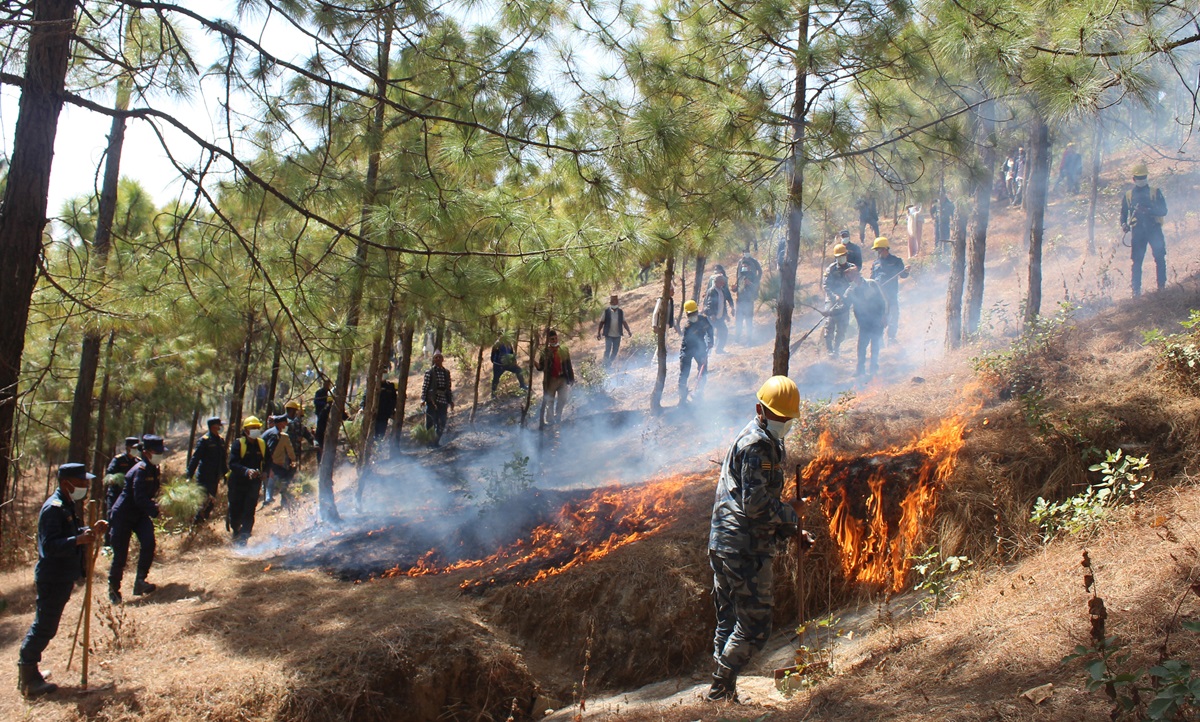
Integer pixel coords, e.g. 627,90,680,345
822,233,908,378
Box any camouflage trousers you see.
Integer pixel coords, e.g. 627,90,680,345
710,549,774,675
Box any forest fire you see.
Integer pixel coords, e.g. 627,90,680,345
802,417,967,592
370,474,697,592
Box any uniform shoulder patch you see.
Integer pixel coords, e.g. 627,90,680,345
49,498,63,507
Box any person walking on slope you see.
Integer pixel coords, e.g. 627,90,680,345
535,329,575,427
313,378,332,461
596,294,633,367
707,376,813,703
735,251,763,342
263,415,297,508
870,237,908,344
822,244,857,358
18,463,107,697
490,335,528,396
227,416,267,545
108,434,166,604
844,266,889,379
283,400,316,462
703,274,734,353
422,352,455,445
679,300,714,405
855,195,879,245
1121,161,1168,297
836,229,863,269
187,417,227,524
103,436,141,543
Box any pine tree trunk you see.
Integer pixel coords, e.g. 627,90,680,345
520,327,538,427
227,316,255,453
358,333,383,467
945,206,968,350
90,333,115,498
0,0,77,524
470,341,485,423
265,332,282,415
692,256,706,304
1024,114,1052,325
677,258,687,327
772,6,810,377
650,254,675,413
186,392,201,469
964,101,997,338
1086,120,1102,255
318,12,394,524
390,321,414,446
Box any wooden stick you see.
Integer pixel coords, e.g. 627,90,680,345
794,465,807,652
82,499,99,688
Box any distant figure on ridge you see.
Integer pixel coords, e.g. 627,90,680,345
490,335,528,396
854,195,879,244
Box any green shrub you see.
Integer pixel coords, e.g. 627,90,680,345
1031,449,1149,543
1148,310,1200,392
157,477,207,529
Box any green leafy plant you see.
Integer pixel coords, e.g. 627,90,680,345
410,423,438,445
1065,551,1200,720
1031,450,1149,543
910,546,973,611
972,301,1075,400
1149,310,1200,392
479,452,536,508
156,477,207,531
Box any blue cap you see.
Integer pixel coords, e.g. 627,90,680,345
58,463,95,481
141,435,166,453
206,416,223,427
124,436,141,447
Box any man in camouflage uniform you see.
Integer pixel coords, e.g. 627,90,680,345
707,376,812,702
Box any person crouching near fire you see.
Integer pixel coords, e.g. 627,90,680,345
707,376,814,702
18,463,107,697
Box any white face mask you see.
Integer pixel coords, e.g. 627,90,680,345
249,429,262,439
765,418,794,439
69,484,88,501
836,255,848,266
1134,178,1149,188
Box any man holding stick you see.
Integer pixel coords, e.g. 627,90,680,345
17,463,106,697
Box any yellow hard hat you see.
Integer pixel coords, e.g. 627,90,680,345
872,237,890,250
242,415,264,430
683,299,699,314
833,243,848,256
1131,162,1148,177
285,400,302,411
756,376,800,419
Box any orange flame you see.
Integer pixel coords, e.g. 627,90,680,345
378,475,697,587
803,416,966,592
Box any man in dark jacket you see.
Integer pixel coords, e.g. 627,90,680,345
102,436,140,544
18,463,106,697
374,381,397,439
313,378,332,461
703,274,734,353
1121,162,1169,297
108,435,165,604
679,300,714,404
845,266,889,378
228,416,267,544
596,295,633,367
535,329,574,426
869,237,908,343
837,230,863,269
422,352,454,445
707,377,811,702
187,417,227,524
491,336,528,396
855,195,879,244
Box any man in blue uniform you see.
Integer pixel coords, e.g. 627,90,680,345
707,376,812,702
678,300,714,405
187,417,227,524
103,437,141,539
18,463,106,697
108,435,165,604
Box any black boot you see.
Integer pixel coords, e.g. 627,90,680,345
108,580,122,605
706,670,738,702
133,578,156,596
17,663,57,698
